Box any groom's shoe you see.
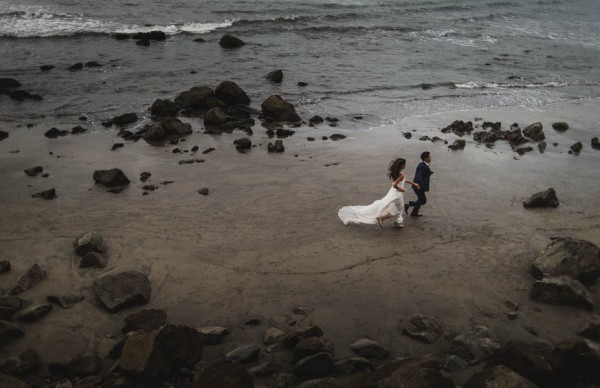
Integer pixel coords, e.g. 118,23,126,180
404,204,410,214
410,213,423,217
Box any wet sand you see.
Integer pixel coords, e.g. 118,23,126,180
1,99,599,383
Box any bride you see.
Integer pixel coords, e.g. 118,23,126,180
338,158,420,228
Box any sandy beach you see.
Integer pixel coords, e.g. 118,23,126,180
1,97,599,385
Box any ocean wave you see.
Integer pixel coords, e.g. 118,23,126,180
455,81,598,89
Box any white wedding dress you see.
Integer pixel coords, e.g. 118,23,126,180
338,178,405,225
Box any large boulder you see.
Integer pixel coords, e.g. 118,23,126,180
522,122,545,141
530,238,600,284
219,34,245,48
93,271,151,312
119,324,204,378
73,232,107,256
441,120,473,136
175,86,214,110
215,81,250,106
552,122,569,132
194,361,253,388
204,107,229,127
93,168,130,187
151,99,178,116
292,352,336,380
522,188,559,208
403,314,443,344
261,95,300,122
266,69,283,83
122,309,167,334
112,113,138,126
8,264,46,295
530,276,593,309
464,364,537,388
450,326,500,363
485,341,554,387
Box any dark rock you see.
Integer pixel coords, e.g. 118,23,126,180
266,69,283,83
441,120,473,136
592,137,600,150
249,361,277,377
215,81,250,106
450,326,500,363
349,339,388,359
8,264,46,295
329,134,346,141
112,113,138,126
0,131,8,141
276,128,295,138
92,271,151,313
17,304,53,322
136,38,150,46
234,137,252,151
297,377,346,387
114,33,130,40
293,352,335,380
0,321,24,347
0,295,23,320
552,122,569,132
0,373,29,388
530,237,600,284
151,99,178,117
120,324,204,377
448,139,466,150
0,78,21,89
325,117,338,123
522,122,545,141
443,355,469,372
24,166,43,177
140,172,151,182
261,95,301,122
309,115,324,125
204,107,229,128
403,132,412,139
578,321,600,341
485,341,556,386
307,137,315,141
335,357,373,375
175,85,214,110
293,337,334,364
569,141,582,154
473,131,499,143
464,364,537,388
9,90,31,101
0,348,41,378
71,125,86,134
111,143,124,151
419,135,431,141
73,232,107,256
225,343,260,363
48,353,102,378
80,252,107,268
101,120,113,127
44,127,69,138
194,361,253,388
0,260,10,274
93,168,130,187
538,141,547,153
194,38,206,42
515,146,534,155
219,34,245,48
268,140,285,153
403,314,443,344
122,308,167,334
505,128,528,145
32,188,56,199
85,61,102,67
144,118,192,142
530,276,593,309
46,294,84,309
523,188,559,208
68,63,83,71
298,82,308,87
196,326,230,345
197,187,209,196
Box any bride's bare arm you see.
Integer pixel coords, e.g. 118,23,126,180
393,175,406,192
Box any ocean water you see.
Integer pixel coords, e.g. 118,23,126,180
1,0,599,130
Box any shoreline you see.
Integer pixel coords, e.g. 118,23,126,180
1,98,599,385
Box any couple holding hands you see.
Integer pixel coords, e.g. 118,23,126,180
338,152,433,229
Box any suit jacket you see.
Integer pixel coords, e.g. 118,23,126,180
413,161,432,192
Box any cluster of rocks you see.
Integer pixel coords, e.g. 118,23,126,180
113,30,167,47
44,126,88,139
440,119,597,155
0,78,42,102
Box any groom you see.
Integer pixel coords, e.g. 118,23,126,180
405,151,433,217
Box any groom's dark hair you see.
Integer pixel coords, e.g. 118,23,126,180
420,151,430,161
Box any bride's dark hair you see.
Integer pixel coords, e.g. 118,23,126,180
388,158,406,180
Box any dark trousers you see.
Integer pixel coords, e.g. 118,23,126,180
409,190,427,215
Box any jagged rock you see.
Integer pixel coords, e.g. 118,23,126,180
0,321,25,347
175,85,214,110
261,95,301,122
121,309,167,334
515,146,533,155
473,131,499,143
578,321,600,341
309,115,324,126
552,122,569,132
441,120,473,136
267,140,285,153
329,134,346,141
592,137,600,150
403,132,412,139
450,326,500,362
530,276,593,309
530,238,600,284
150,99,178,116
225,344,260,364
443,355,469,371
0,373,28,388
523,122,545,141
284,325,324,350
448,139,466,150
24,166,43,177
219,34,245,49
522,188,559,208
92,271,151,312
403,314,443,343
293,337,334,363
464,364,537,387
48,353,102,378
234,137,252,151
112,112,138,126
194,361,253,388
44,127,69,138
349,338,388,359
79,252,107,268
17,304,52,322
204,107,228,128
198,187,209,195
538,141,547,153
8,264,46,295
264,327,286,345
276,128,295,138
266,69,283,83
0,131,8,141
215,81,250,105
0,260,10,273
482,121,502,131
46,295,83,309
93,168,130,187
120,324,204,377
196,326,230,345
335,357,373,375
32,188,56,199
249,361,278,377
143,118,192,141
0,348,41,378
73,232,107,256
0,295,23,320
70,125,86,134
569,141,582,154
292,352,335,380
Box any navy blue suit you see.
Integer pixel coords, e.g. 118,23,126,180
408,161,432,215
